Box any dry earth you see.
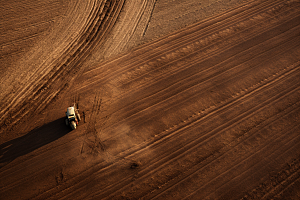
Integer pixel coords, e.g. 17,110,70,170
1,0,300,199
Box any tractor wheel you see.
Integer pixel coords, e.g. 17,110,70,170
65,118,69,126
70,121,76,130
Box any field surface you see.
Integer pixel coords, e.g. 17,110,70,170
1,0,300,199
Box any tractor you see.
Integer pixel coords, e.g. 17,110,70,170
65,104,81,130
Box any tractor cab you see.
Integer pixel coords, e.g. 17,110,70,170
66,107,76,120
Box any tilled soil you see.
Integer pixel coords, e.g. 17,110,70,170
1,0,300,199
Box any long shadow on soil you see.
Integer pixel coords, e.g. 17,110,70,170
0,117,71,169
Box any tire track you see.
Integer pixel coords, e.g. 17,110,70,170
2,1,300,199
14,3,300,198
74,0,300,130
97,0,157,60
118,2,300,88
46,62,300,199
81,94,108,155
0,0,125,135
98,70,300,199
41,1,300,199
182,118,300,200
240,156,300,200
80,0,279,77
99,22,300,133
99,34,300,145
271,166,300,200
148,107,300,200
77,0,299,92
119,1,300,89
142,0,156,36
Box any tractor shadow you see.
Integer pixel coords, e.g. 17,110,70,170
0,117,71,169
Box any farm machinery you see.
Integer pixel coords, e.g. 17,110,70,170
65,104,81,130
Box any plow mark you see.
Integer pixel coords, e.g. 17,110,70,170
81,94,105,155
241,157,300,200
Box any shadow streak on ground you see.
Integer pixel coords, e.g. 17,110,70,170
0,117,71,169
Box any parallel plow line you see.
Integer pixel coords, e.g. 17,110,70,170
97,69,300,199
0,0,125,135
34,62,300,199
99,20,300,135
77,0,299,91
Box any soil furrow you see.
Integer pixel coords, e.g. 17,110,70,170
99,22,300,131
146,107,300,200
58,65,300,199
182,123,300,200
2,1,300,199
0,0,125,136
78,0,298,91
80,0,282,79
98,73,300,199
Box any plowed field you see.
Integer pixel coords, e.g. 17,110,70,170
1,0,300,199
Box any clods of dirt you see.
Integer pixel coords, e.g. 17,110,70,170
130,161,141,169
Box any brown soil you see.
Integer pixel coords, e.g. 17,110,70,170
1,0,300,199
